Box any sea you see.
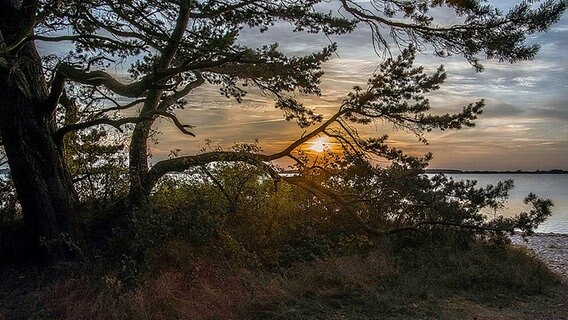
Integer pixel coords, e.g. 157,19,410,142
439,174,568,234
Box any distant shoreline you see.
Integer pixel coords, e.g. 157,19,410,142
2,168,568,176
425,169,568,174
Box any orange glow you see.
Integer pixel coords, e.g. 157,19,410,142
310,137,327,153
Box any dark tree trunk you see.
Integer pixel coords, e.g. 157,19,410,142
128,118,154,207
127,92,162,207
0,2,83,259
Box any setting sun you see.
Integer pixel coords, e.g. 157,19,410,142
310,138,327,153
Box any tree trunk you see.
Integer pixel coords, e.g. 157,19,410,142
0,2,83,258
127,91,162,206
128,119,154,206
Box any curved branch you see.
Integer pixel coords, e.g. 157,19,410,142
154,110,195,136
93,98,146,117
284,175,514,236
145,106,349,193
200,165,235,211
55,108,195,140
57,63,151,98
157,73,204,110
339,0,513,35
146,151,277,193
55,116,148,141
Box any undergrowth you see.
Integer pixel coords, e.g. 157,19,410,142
1,231,562,320
0,167,564,319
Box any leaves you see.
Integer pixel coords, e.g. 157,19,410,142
22,0,563,237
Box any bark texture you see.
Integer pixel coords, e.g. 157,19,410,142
0,1,82,258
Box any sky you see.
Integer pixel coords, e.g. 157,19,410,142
40,1,568,171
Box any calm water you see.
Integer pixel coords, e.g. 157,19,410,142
442,174,568,234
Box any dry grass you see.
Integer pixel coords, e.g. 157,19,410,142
4,238,564,320
34,244,394,320
40,261,252,319
280,251,395,296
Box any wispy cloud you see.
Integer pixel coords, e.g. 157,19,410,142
37,1,567,170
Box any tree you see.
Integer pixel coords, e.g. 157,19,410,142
0,1,83,257
0,0,565,255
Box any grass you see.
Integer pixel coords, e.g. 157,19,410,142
2,234,562,320
238,237,563,320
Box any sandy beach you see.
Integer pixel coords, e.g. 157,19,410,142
511,233,568,281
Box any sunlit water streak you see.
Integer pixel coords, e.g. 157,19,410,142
439,174,568,234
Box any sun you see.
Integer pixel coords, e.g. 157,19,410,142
310,138,327,153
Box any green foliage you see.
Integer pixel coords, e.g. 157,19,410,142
280,235,332,266
1,162,565,319
150,170,321,266
243,238,561,320
292,145,552,239
387,235,560,304
151,174,227,243
105,150,552,274
345,0,567,71
112,195,219,281
65,127,129,203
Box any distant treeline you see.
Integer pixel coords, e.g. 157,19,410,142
425,169,568,174
2,168,567,176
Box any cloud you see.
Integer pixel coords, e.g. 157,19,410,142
36,0,568,170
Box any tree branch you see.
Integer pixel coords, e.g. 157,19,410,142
145,150,283,196
43,66,66,115
55,116,148,141
157,73,204,110
200,165,234,210
33,34,142,51
144,105,348,192
154,110,195,136
55,107,195,142
93,98,146,117
157,2,191,69
56,63,152,97
284,175,514,236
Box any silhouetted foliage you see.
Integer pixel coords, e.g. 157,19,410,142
0,0,565,258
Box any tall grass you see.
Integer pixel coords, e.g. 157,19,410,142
26,235,561,320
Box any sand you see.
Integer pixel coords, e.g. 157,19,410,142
511,233,568,281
